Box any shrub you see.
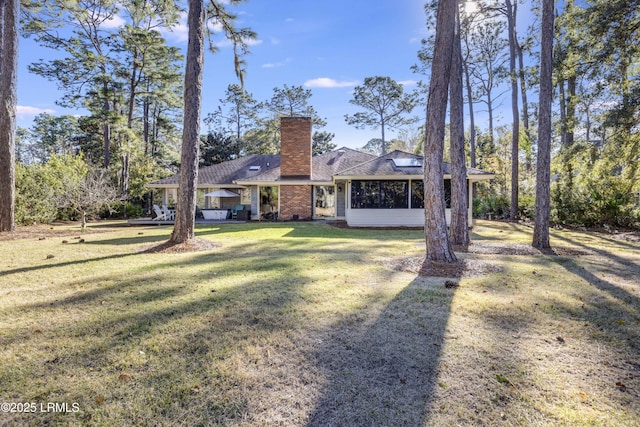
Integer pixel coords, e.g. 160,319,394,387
473,195,510,220
15,163,58,225
105,202,144,219
518,194,536,221
15,155,118,228
551,176,640,229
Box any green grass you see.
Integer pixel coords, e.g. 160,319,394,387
0,220,638,426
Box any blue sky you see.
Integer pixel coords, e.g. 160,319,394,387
16,0,428,150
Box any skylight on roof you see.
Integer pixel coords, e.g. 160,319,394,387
249,165,261,171
392,158,422,167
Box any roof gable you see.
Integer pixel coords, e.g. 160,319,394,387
150,154,280,186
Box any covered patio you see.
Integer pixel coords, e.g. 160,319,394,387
130,186,253,225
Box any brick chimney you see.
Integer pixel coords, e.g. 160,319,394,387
280,116,312,178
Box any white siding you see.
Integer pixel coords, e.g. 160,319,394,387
344,179,473,227
336,180,346,218
346,208,452,227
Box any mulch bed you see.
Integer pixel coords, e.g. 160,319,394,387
389,256,504,278
388,241,594,278
140,238,221,254
458,241,594,257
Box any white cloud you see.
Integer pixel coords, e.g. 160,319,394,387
285,18,294,23
160,11,189,42
398,79,418,87
304,78,359,88
17,106,55,118
262,57,292,69
208,20,224,33
100,14,126,29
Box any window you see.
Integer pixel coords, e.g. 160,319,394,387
314,186,336,218
392,158,422,167
167,188,177,206
260,186,278,219
410,179,451,209
351,180,408,209
240,188,251,204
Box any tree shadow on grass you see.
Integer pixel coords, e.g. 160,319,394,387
551,232,640,311
0,252,136,278
0,237,380,425
540,233,640,371
306,267,458,426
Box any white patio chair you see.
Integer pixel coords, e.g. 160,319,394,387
153,204,167,221
162,205,175,221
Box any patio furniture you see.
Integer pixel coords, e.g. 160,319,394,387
195,206,204,219
152,204,167,221
236,209,250,221
162,205,175,221
202,209,230,220
231,205,244,219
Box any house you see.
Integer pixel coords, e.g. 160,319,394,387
148,116,494,227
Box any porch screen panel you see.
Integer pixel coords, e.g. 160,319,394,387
410,179,451,209
351,180,408,209
411,180,424,209
381,181,408,208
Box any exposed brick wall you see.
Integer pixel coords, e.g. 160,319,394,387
279,185,312,220
280,116,312,178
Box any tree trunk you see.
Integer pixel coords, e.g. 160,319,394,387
558,79,567,147
462,32,477,200
423,0,457,263
121,152,130,218
123,53,141,216
449,15,468,246
102,84,111,169
0,0,18,232
464,61,476,168
170,0,205,244
558,75,575,200
127,50,139,129
143,92,150,155
380,117,386,156
487,91,495,150
566,75,576,147
516,40,531,172
506,0,520,221
532,0,554,249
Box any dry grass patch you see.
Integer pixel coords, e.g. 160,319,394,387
0,220,638,426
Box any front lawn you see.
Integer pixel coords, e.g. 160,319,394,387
0,221,638,426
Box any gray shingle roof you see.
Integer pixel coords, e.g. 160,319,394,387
149,149,493,187
313,148,378,181
238,147,377,182
150,154,280,187
335,150,494,177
